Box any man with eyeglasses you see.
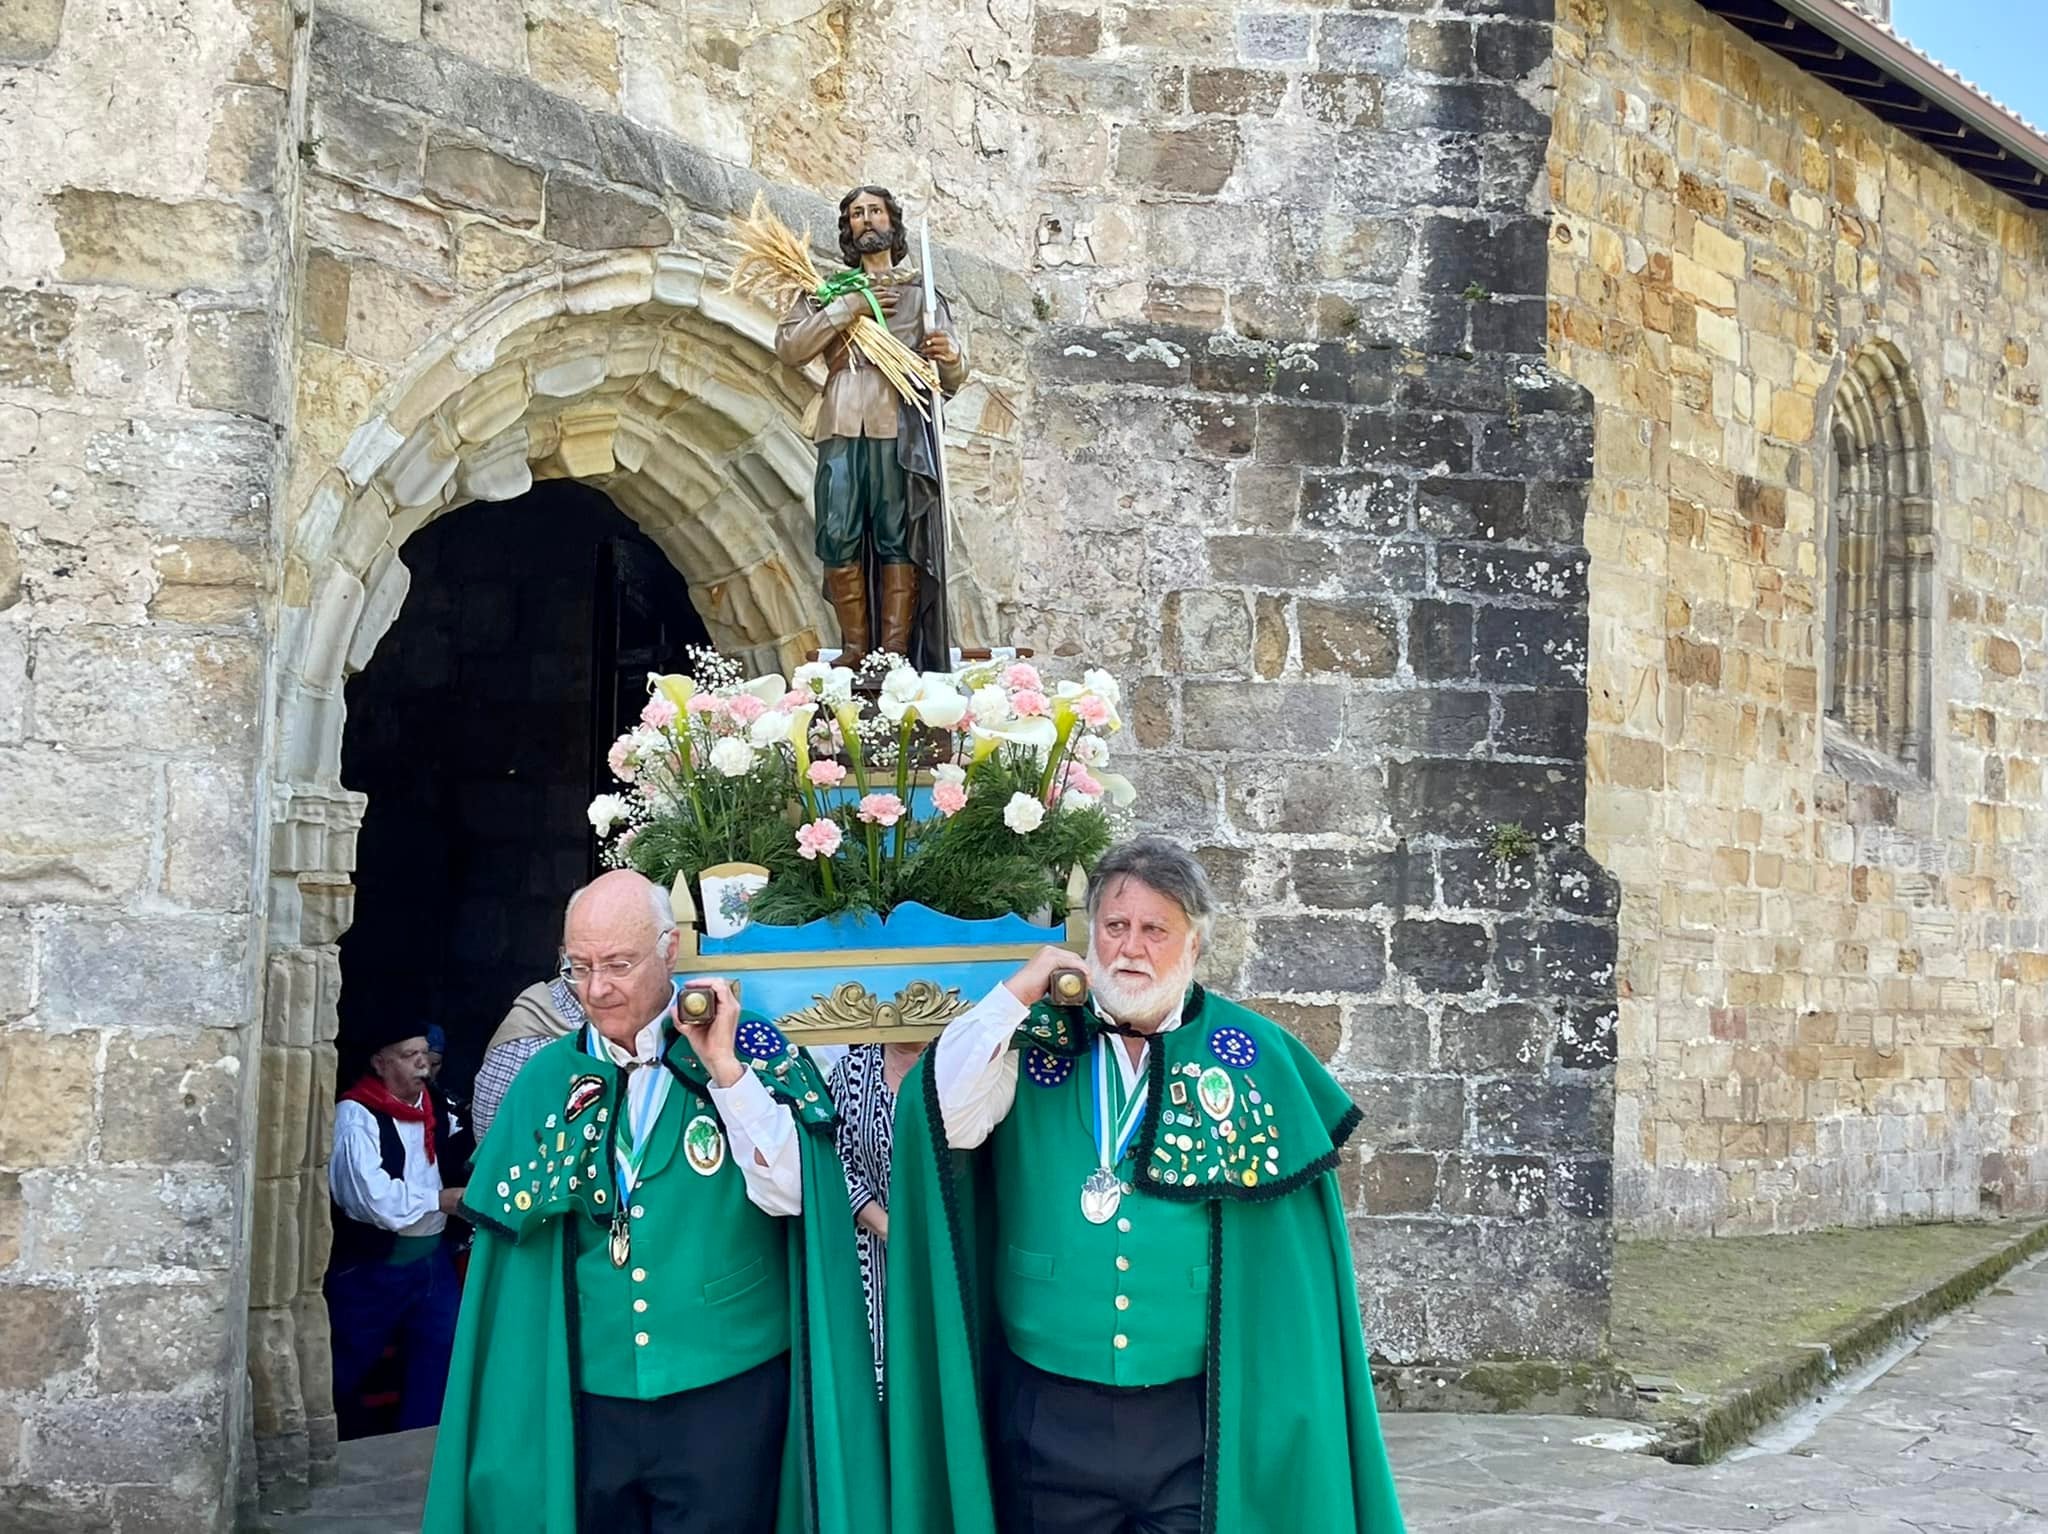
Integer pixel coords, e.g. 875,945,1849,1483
424,869,881,1533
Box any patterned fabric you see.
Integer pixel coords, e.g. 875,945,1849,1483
470,1035,551,1141
829,1043,897,1391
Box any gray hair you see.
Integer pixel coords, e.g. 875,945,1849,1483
1085,836,1216,943
562,875,676,941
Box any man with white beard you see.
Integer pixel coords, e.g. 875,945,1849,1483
884,836,1406,1534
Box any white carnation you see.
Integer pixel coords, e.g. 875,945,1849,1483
586,794,631,834
971,684,1013,724
932,762,967,787
1002,791,1047,835
1075,734,1111,768
709,737,756,778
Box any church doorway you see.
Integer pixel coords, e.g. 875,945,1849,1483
328,482,704,1437
337,480,707,1101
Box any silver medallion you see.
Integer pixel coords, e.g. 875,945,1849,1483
1081,1166,1122,1225
609,1211,631,1268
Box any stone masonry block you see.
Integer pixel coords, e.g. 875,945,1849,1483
25,1169,236,1275
1226,759,1390,837
1387,758,1579,840
34,627,261,756
1247,914,1387,994
1290,846,1427,911
25,1394,225,1487
164,760,259,913
40,913,249,1030
256,1045,314,1181
1183,681,1345,752
545,175,671,250
100,1030,241,1166
53,191,268,291
1351,1077,1465,1151
312,92,423,196
185,306,277,417
424,137,544,227
0,747,153,901
97,1283,231,1393
0,286,76,393
1390,919,1493,992
0,1029,99,1167
0,1282,90,1391
1115,123,1239,195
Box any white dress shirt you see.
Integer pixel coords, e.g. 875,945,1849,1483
587,1007,804,1217
331,1097,448,1236
934,983,1185,1149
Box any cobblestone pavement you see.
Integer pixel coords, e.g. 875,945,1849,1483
264,1260,2046,1532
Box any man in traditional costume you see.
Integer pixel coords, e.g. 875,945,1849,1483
327,1022,468,1434
423,870,881,1534
888,836,1406,1534
774,184,966,670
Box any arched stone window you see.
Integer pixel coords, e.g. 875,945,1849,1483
1825,344,1933,778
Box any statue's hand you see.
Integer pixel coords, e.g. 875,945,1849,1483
874,286,900,317
922,331,960,367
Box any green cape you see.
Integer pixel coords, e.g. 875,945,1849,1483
423,1023,884,1534
885,987,1405,1534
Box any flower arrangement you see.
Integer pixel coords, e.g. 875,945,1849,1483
591,650,1134,928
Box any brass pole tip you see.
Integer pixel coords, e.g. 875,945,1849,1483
678,986,716,1020
1050,968,1088,1006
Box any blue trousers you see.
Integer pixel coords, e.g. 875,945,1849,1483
326,1245,460,1432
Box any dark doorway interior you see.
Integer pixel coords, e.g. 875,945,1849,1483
337,482,708,1096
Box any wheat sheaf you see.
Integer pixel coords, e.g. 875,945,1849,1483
726,193,940,418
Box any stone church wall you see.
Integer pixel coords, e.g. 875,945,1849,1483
1551,0,2048,1236
0,0,1613,1526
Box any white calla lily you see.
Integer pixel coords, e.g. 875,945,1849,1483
913,676,969,729
794,661,857,703
1094,771,1137,808
877,665,925,723
748,710,796,747
971,714,1058,760
740,673,789,706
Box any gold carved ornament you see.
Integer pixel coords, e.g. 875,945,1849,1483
778,979,973,1043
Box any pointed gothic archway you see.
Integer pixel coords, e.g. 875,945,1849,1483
247,248,990,1504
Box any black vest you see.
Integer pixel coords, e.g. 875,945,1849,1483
327,1089,455,1271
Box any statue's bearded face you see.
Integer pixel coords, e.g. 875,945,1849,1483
846,192,893,253
838,186,907,266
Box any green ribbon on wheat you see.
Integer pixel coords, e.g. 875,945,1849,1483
815,268,888,327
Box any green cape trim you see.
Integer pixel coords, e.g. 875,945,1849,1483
885,993,1406,1534
423,1028,882,1534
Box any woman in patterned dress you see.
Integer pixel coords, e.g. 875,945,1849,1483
829,1038,927,1392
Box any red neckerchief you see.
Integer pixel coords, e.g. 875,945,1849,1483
340,1075,437,1164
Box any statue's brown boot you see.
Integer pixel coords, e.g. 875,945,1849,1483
824,564,869,667
878,563,918,659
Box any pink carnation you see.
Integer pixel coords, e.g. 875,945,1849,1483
640,696,679,729
1075,696,1112,727
607,737,637,782
807,760,848,788
686,693,721,716
795,819,843,860
932,781,968,817
857,792,906,827
615,826,640,856
726,694,767,725
780,689,812,711
1062,766,1104,800
1001,662,1042,691
1011,689,1049,717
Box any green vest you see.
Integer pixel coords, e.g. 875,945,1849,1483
476,1034,790,1401
991,1036,1211,1387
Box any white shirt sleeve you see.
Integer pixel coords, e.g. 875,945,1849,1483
707,1070,803,1217
935,983,1030,1149
330,1100,438,1231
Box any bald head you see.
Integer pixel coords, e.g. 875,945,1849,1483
562,870,678,1042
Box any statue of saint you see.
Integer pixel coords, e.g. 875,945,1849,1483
774,186,967,671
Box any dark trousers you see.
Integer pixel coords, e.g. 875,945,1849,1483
577,1352,791,1534
324,1246,460,1433
994,1352,1206,1534
814,436,911,567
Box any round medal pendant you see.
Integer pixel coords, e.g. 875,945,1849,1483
609,1214,632,1269
683,1114,727,1176
1080,1166,1122,1225
1197,1066,1236,1121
